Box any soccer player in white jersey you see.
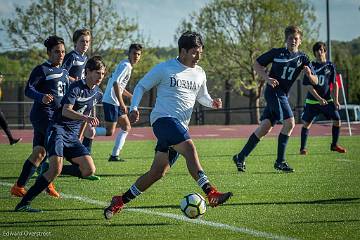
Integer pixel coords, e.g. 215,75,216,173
97,44,142,161
104,31,232,219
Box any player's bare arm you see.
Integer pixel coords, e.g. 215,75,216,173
113,82,128,114
62,103,99,126
306,85,327,105
122,89,133,100
303,66,318,85
253,60,278,88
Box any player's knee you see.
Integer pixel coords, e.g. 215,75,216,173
303,122,311,129
123,124,131,132
32,147,46,162
84,126,96,139
81,166,96,177
334,120,341,127
106,129,114,136
285,120,295,130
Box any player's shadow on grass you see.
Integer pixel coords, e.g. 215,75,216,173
127,197,360,210
105,223,171,227
0,218,170,228
224,197,360,207
0,207,103,213
292,219,360,224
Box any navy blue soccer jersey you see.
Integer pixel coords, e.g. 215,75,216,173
303,61,335,101
53,79,102,136
62,50,87,80
25,61,69,122
257,48,312,94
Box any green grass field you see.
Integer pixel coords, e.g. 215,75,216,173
0,136,359,240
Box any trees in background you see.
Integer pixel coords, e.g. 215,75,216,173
332,37,360,103
1,0,138,56
177,0,318,123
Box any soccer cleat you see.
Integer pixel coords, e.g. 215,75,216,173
15,204,42,213
274,162,294,173
45,182,60,198
104,195,125,220
10,138,22,145
330,144,347,153
232,154,246,172
206,187,233,208
10,184,27,197
82,175,101,181
108,155,125,162
299,148,308,155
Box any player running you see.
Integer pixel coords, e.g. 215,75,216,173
232,26,318,173
11,36,69,198
96,44,142,161
300,41,346,155
104,31,232,220
15,56,105,212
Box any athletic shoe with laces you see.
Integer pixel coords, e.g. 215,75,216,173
45,182,60,198
10,184,27,197
206,187,233,207
232,154,246,172
274,162,294,173
330,144,347,153
15,204,42,213
299,148,308,155
82,175,101,181
10,138,22,145
104,195,124,220
108,155,125,162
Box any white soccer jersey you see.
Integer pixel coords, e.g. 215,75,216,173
102,59,132,106
130,58,214,128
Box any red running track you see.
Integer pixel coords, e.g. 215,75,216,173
0,123,359,144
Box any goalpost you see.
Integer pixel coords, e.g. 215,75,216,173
338,73,352,136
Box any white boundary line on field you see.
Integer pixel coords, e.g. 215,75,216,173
1,181,296,240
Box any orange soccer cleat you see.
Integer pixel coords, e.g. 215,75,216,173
206,187,233,208
10,184,27,197
46,182,60,198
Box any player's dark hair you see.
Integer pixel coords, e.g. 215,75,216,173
43,36,65,52
129,43,143,53
312,41,327,57
85,56,106,73
284,25,302,41
178,31,204,54
73,28,91,45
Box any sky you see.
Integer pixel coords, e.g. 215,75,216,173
0,0,359,51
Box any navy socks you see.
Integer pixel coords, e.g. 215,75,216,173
277,133,289,163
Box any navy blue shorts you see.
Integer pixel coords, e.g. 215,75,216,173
31,119,51,147
46,124,89,159
301,102,340,123
260,87,294,126
152,117,190,153
103,102,125,122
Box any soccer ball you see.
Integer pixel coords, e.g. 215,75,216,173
180,193,207,219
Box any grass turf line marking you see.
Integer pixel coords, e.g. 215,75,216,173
1,181,296,240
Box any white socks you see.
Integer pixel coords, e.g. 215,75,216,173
112,130,128,156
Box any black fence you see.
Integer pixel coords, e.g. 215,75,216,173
0,101,307,129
